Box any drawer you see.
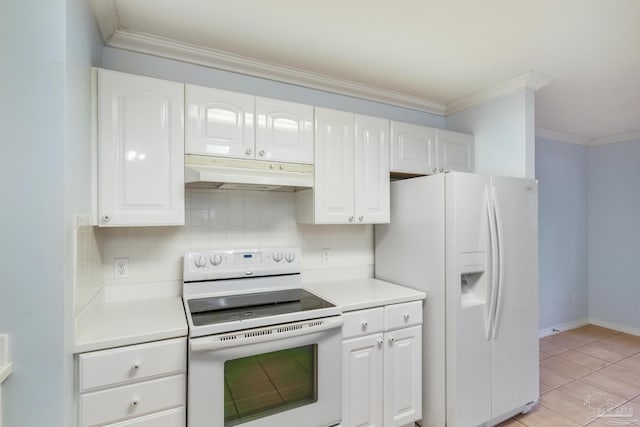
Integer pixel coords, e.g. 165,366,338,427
80,374,186,427
384,301,422,331
105,407,185,427
342,307,384,339
79,338,186,391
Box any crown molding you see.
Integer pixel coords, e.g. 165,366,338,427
536,127,589,145
101,28,447,115
446,71,553,115
591,130,640,146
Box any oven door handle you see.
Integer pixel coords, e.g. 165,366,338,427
190,316,344,352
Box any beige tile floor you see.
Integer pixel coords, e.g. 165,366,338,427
498,325,640,427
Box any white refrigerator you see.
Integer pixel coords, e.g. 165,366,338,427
375,172,539,427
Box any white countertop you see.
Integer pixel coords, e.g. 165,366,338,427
75,297,188,353
304,278,425,312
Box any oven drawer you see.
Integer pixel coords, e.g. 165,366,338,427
384,301,422,331
342,307,384,338
103,407,185,426
79,338,186,391
80,374,186,427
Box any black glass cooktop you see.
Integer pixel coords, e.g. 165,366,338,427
188,288,335,327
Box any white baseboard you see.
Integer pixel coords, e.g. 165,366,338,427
589,318,640,337
539,318,589,338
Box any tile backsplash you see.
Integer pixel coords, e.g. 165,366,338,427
94,189,374,301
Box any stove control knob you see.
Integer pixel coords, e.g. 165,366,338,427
210,254,223,266
273,251,283,263
285,252,295,263
195,256,207,268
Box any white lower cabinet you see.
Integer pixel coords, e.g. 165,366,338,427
341,302,422,427
77,337,187,427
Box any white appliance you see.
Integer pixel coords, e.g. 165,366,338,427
183,248,343,427
375,172,539,427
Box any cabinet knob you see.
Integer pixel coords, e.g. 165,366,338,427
389,337,395,344
358,216,364,222
102,215,111,222
361,321,368,330
377,339,383,346
269,163,275,169
439,167,444,172
131,363,141,372
245,148,252,156
432,167,437,173
130,399,139,408
279,164,285,170
348,216,354,222
259,150,266,157
403,314,410,322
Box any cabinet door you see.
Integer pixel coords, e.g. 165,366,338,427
342,334,384,427
384,326,422,427
354,115,390,224
390,121,436,175
185,84,255,159
98,69,184,227
256,97,313,164
314,107,355,224
436,129,474,172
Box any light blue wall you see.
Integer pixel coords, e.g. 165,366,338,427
588,139,640,331
102,47,446,128
447,89,536,178
0,1,67,426
536,137,589,329
0,0,101,425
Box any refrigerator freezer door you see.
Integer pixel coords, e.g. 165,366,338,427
489,176,539,419
445,173,493,427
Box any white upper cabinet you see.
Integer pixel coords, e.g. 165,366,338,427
436,128,474,173
391,121,474,175
311,107,355,223
186,85,313,164
186,85,255,159
297,108,389,224
355,114,390,224
390,121,436,175
98,69,184,227
256,97,313,164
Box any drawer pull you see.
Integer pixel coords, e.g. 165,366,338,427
130,399,139,408
361,321,368,330
403,314,410,322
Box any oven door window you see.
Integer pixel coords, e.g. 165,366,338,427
224,344,318,426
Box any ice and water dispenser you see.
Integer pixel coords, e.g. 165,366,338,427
459,251,488,307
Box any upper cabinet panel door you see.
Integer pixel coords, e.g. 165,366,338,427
185,85,255,159
436,129,474,173
314,107,355,224
256,97,314,164
98,69,184,227
355,114,390,224
390,121,436,175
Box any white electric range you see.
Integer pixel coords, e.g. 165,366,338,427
183,248,343,427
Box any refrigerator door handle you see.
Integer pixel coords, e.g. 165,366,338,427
491,186,505,340
485,188,498,341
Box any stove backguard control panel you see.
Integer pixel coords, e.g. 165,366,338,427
183,248,302,282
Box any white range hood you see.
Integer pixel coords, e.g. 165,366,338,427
184,155,314,191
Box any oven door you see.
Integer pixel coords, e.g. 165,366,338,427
188,316,343,427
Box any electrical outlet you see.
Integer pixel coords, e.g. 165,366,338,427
321,248,330,264
114,258,129,278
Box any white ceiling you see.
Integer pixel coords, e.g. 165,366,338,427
93,0,640,143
